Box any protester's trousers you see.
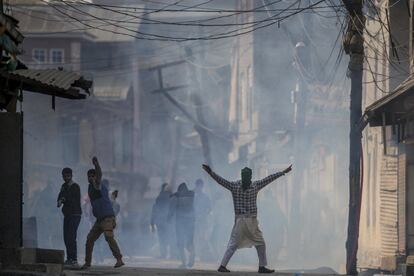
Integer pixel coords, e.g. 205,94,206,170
176,217,195,266
63,215,81,261
221,244,267,267
220,216,268,267
84,216,122,265
157,223,170,258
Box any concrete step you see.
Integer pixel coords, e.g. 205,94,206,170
0,247,64,275
0,264,62,276
19,263,62,275
0,247,64,266
0,270,48,276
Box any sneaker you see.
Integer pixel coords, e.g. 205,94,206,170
258,266,275,273
114,259,125,268
80,263,91,270
218,265,230,272
64,259,78,266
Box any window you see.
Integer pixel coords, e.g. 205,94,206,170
32,48,46,63
50,49,64,64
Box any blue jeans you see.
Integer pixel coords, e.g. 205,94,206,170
63,215,81,261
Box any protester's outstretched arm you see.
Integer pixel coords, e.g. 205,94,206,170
202,164,234,191
92,156,102,185
256,165,292,190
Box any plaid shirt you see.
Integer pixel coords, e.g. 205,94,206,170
207,170,284,216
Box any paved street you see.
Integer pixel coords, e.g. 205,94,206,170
61,256,343,276
62,266,342,276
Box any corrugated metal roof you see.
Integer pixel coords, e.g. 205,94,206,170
10,69,81,90
0,68,92,99
366,76,414,114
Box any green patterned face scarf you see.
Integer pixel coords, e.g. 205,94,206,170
241,167,252,191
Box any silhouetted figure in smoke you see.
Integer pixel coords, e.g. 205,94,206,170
81,157,124,269
150,183,172,259
168,183,195,269
57,167,82,266
202,164,292,273
194,179,212,261
31,179,61,249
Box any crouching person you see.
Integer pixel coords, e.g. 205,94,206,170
81,157,124,269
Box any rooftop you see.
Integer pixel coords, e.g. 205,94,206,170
10,2,142,42
1,68,92,99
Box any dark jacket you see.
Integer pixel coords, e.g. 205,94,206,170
57,182,82,216
151,190,172,226
169,183,195,220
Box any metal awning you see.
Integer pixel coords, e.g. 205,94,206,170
363,76,414,127
0,69,92,99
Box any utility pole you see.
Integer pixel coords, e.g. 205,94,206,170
341,0,365,274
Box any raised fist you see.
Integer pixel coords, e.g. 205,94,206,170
283,165,292,174
92,156,98,165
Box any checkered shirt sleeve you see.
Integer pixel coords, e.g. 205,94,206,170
254,171,284,190
206,170,235,191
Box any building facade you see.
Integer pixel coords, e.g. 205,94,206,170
359,0,414,273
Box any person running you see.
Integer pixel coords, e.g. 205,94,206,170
57,167,81,266
202,164,292,273
81,157,124,269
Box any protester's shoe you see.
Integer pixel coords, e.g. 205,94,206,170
178,263,187,269
80,263,91,270
258,266,275,273
64,259,78,266
218,265,230,272
64,260,72,266
114,259,125,268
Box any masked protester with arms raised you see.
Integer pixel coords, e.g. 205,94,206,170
202,164,292,273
